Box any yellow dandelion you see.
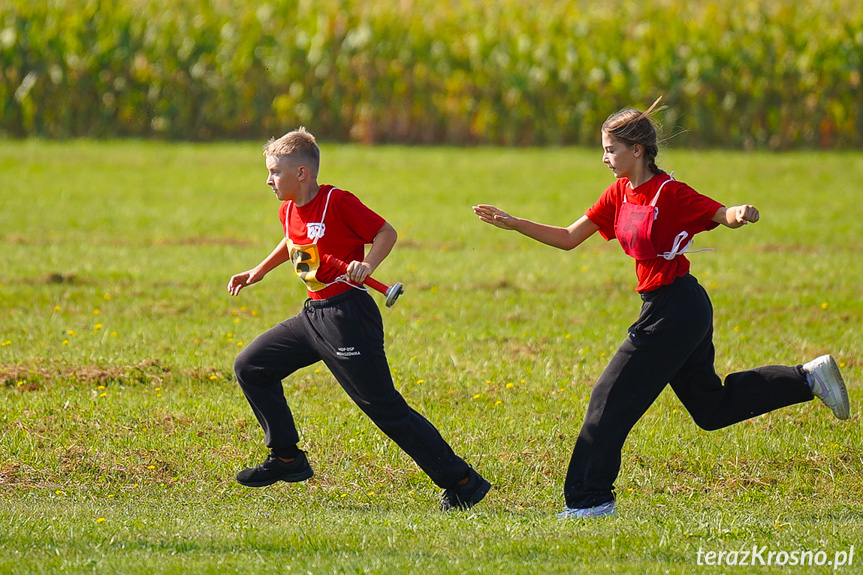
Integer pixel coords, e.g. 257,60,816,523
93,309,100,315
234,317,241,323
111,332,118,337
96,517,106,523
100,392,107,398
67,330,76,336
733,326,740,332
495,400,502,405
237,341,244,347
103,293,111,300
314,369,321,374
251,310,259,316
520,379,526,383
240,306,247,312
209,375,218,381
1,340,11,347
62,340,69,345
94,323,103,330
55,490,64,496
16,381,24,386
430,285,438,294
416,379,424,384
147,465,155,470
54,305,60,311
97,385,106,390
506,383,514,389
155,387,161,392
340,493,347,498
821,302,829,310
472,394,481,399
156,393,163,398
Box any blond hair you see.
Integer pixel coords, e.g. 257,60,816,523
263,127,321,174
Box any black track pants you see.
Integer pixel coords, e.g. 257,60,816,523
234,289,470,489
563,274,814,508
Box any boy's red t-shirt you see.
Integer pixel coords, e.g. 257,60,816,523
585,174,722,293
279,185,386,299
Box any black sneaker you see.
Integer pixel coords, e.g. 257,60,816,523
440,468,491,510
235,451,314,487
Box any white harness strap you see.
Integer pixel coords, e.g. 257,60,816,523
654,173,714,260
299,188,368,293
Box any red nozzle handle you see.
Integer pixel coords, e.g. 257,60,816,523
321,254,389,295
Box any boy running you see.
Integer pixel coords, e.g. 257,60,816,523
228,127,490,510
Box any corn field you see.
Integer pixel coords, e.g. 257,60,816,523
1,0,861,147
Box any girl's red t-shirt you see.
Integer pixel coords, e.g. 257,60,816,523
585,174,722,292
279,185,386,299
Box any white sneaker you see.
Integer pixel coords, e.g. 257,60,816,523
802,355,850,420
556,500,616,519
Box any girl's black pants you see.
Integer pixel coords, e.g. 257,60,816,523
563,274,814,508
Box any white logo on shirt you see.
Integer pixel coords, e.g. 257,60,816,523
307,223,326,241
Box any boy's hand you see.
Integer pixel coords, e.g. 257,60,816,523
473,204,517,230
227,269,263,296
345,260,373,284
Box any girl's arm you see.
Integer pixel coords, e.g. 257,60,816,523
712,205,760,229
473,205,599,251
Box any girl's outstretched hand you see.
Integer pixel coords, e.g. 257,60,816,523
473,204,517,230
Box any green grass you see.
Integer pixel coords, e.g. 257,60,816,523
1,140,862,574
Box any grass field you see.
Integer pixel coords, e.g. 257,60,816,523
1,140,862,573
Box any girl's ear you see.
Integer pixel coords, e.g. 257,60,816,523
632,144,644,158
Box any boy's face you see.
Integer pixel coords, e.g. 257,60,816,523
266,155,301,201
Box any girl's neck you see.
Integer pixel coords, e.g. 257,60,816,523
628,168,656,189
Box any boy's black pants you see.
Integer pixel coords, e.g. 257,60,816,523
234,289,470,489
564,274,814,508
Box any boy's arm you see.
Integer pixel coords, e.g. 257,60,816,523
345,222,397,283
473,204,599,251
712,205,760,228
227,238,291,296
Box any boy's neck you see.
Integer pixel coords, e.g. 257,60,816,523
293,181,321,206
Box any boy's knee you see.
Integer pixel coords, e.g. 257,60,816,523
233,349,254,382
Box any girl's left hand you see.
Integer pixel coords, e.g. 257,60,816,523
732,204,760,225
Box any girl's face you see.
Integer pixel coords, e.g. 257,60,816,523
601,132,641,180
